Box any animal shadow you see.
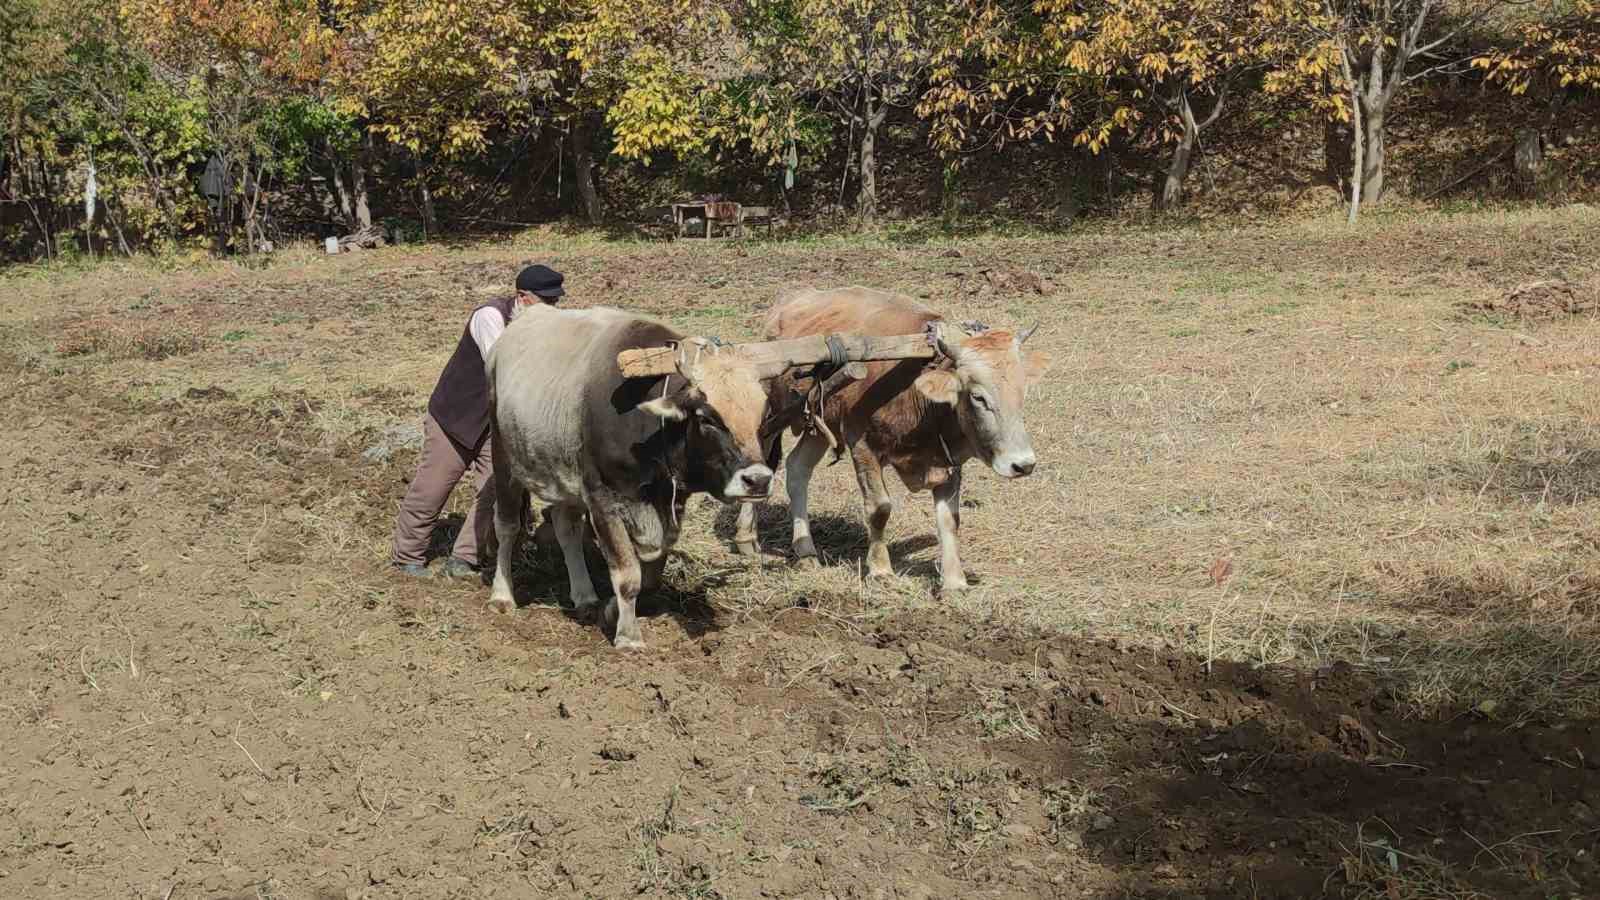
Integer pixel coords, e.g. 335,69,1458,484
712,502,946,581
494,516,723,641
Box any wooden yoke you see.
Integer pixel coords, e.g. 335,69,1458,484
617,331,937,380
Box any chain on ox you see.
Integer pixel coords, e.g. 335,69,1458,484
484,305,772,650
734,286,1050,594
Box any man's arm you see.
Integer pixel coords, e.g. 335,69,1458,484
469,306,507,359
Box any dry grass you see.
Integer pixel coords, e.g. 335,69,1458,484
8,205,1600,733
1332,820,1494,900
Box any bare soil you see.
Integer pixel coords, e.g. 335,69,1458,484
3,209,1600,898
1456,277,1600,321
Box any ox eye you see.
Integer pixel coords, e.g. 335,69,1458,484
972,392,994,412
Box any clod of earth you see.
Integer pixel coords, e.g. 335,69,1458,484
360,422,425,462
1456,277,1598,320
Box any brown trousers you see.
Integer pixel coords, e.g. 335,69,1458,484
391,414,496,566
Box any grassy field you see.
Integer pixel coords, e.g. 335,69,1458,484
3,206,1599,898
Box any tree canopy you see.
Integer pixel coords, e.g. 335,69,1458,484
0,0,1594,257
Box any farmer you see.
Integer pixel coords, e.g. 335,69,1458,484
390,264,565,578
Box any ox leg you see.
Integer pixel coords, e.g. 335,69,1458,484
785,432,829,563
733,502,760,558
588,507,647,651
932,468,969,593
735,429,783,557
486,467,527,614
850,445,895,579
552,504,601,613
641,555,667,592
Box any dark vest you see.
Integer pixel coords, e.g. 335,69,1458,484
427,295,517,450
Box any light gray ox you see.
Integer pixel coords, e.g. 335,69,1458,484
485,304,775,649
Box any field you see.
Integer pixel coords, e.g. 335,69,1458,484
3,207,1600,899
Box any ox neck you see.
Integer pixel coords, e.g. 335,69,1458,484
937,415,970,466
634,414,704,500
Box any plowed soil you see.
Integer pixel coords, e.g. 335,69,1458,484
4,210,1600,898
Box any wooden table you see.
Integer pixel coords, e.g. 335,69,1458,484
671,201,742,240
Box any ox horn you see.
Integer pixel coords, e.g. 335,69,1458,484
1018,322,1040,345
927,321,964,361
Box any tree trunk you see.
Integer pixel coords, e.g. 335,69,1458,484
857,82,886,224
1347,78,1365,224
1513,127,1543,197
414,155,437,238
1350,41,1392,210
1361,104,1385,205
419,183,436,238
327,161,355,229
12,136,50,260
108,194,132,256
352,131,373,230
570,116,601,224
242,161,265,253
37,150,57,258
1155,89,1199,212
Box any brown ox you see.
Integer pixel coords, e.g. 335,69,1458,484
733,286,1049,592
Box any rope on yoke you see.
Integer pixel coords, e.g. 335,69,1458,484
798,333,852,467
825,333,847,369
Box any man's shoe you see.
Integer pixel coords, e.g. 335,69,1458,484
394,562,431,578
439,557,482,581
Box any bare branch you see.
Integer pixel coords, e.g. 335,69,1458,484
1197,75,1237,131
1411,0,1512,58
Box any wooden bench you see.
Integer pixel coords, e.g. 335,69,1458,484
737,206,775,238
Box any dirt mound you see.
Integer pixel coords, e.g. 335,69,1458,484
1458,278,1599,320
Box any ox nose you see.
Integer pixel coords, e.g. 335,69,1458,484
1009,458,1036,477
741,469,772,495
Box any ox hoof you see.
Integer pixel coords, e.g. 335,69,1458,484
486,596,516,614
734,541,761,559
940,578,971,594
613,633,647,651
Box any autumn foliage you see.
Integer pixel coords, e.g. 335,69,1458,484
0,0,1594,257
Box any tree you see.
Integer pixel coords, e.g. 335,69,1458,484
331,0,531,230
337,0,731,226
921,0,1334,211
1318,0,1520,218
119,0,346,249
742,0,933,223
554,0,740,221
0,0,66,256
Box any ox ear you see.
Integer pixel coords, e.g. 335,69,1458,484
914,368,961,406
637,396,689,420
636,379,707,419
637,388,701,421
1023,350,1052,388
